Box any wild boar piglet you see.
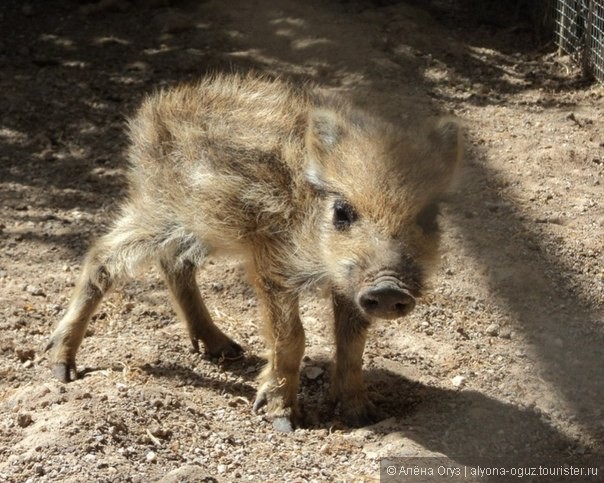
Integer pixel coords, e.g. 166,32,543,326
46,73,463,432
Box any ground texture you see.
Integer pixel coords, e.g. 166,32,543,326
1,0,603,481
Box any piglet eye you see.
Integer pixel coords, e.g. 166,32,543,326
416,203,439,233
333,199,357,230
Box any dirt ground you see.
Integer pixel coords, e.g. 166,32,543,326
1,0,603,481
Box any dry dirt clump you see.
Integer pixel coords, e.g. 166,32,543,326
1,0,602,482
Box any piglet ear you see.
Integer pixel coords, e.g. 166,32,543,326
428,117,464,189
305,108,345,189
307,108,344,154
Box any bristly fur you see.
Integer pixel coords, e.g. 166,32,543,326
46,73,463,429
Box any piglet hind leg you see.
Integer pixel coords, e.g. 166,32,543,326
45,214,155,382
45,254,111,382
159,258,243,360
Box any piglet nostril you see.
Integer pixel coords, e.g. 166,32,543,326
359,294,379,312
394,295,416,314
395,301,407,312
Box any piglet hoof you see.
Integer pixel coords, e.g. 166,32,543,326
52,362,77,383
253,389,297,432
252,389,267,413
190,338,201,353
213,340,244,361
194,338,244,361
272,416,295,433
45,337,77,383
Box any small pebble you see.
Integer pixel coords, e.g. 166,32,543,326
305,366,324,380
24,284,45,296
210,282,224,292
17,413,33,428
450,375,466,388
146,451,157,463
485,324,499,336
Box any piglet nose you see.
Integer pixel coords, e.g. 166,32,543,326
357,284,416,319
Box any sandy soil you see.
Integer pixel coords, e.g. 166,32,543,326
1,0,603,481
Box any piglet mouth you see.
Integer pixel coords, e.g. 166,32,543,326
356,275,418,319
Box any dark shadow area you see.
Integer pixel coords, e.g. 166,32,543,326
78,352,263,398
364,369,603,479
417,0,555,51
139,354,262,399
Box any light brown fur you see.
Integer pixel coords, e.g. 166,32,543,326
46,73,463,431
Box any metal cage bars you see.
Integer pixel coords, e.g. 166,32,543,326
554,0,604,82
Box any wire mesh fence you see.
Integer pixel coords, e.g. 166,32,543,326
554,0,604,83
